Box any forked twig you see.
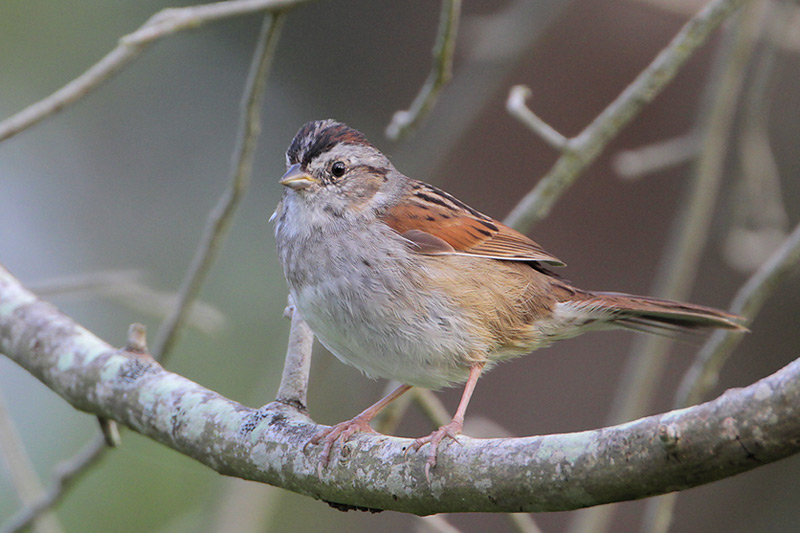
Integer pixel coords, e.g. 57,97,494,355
504,0,749,232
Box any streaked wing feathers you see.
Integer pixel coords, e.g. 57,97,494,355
380,182,564,266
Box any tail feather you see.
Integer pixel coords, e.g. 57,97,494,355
578,291,747,333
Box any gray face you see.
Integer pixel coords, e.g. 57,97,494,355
282,120,398,215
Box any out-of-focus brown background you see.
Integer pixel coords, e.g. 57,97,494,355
1,1,798,531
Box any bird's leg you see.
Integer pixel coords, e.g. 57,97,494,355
308,383,412,468
408,363,484,479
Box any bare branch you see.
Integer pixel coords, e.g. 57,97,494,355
504,0,749,232
2,264,799,515
0,390,64,533
723,0,791,272
1,324,153,532
506,85,568,150
275,298,315,409
612,133,699,180
28,270,226,336
152,12,286,361
0,0,310,143
2,436,108,533
385,0,462,140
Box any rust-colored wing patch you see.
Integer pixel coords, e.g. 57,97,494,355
380,181,565,266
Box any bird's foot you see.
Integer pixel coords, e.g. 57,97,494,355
306,415,376,473
406,420,463,481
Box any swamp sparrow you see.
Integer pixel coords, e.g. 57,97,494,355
272,119,745,476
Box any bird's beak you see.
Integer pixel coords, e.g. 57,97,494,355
279,164,317,190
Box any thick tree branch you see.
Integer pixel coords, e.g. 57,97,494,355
1,263,799,515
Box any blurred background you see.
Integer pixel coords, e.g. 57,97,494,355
1,0,799,531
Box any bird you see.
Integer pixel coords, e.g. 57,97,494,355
272,119,745,477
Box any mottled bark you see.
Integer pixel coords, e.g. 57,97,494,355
1,264,798,515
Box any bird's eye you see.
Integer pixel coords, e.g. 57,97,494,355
331,161,346,178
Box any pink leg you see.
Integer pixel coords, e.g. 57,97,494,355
408,363,484,479
309,383,412,468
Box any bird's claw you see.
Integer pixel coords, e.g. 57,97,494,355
305,416,375,473
405,421,463,481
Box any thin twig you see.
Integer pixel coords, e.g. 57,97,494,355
612,133,699,180
372,381,415,434
2,436,108,533
95,324,149,447
385,0,462,140
374,383,452,433
0,0,309,143
629,0,800,54
724,0,790,272
678,220,800,408
504,0,749,232
412,388,452,428
151,12,286,361
417,515,462,533
506,85,568,150
1,325,149,533
210,480,279,533
508,514,545,533
28,270,226,335
121,0,305,45
96,417,121,449
0,390,63,533
27,269,142,296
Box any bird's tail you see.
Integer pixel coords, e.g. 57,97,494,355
568,290,747,335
